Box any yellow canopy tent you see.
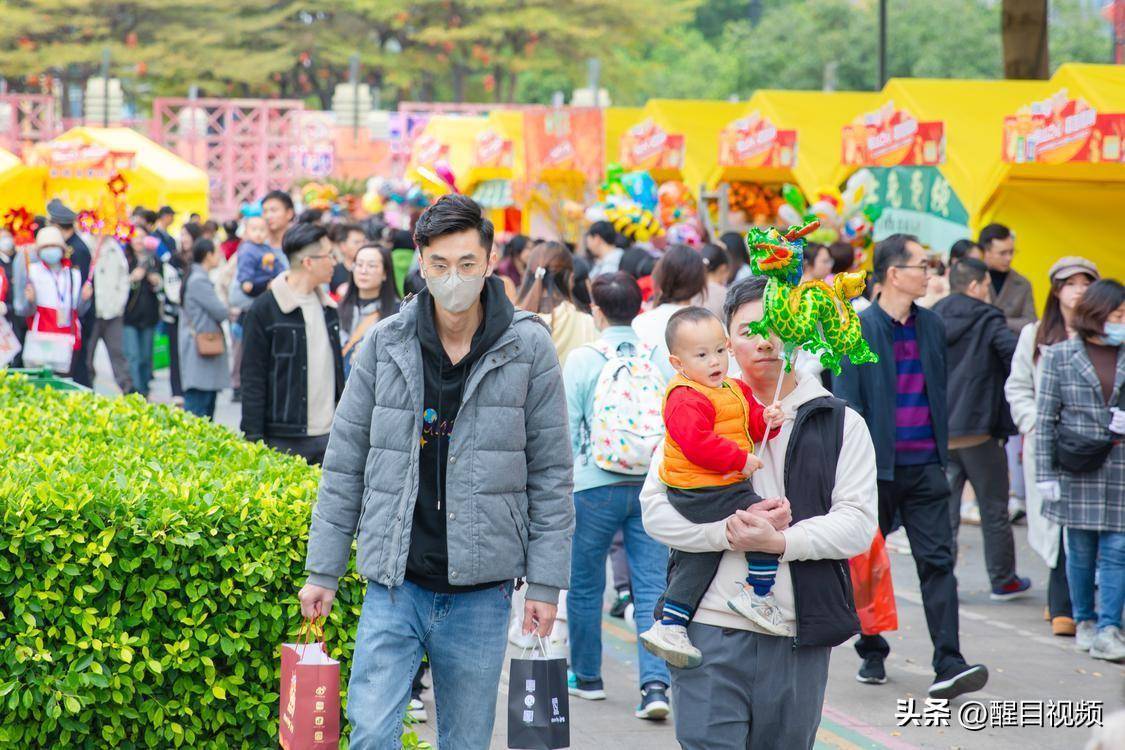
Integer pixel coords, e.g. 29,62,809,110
980,64,1125,305
638,100,745,194
405,115,490,196
33,127,208,222
846,78,1050,274
604,107,645,168
0,148,46,213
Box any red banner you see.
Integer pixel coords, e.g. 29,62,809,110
718,112,797,169
842,102,945,167
1002,89,1125,164
472,128,513,169
619,118,684,172
524,108,604,183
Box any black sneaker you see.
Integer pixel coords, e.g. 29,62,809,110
635,682,670,721
928,663,988,700
231,387,241,403
856,655,887,684
567,671,606,701
609,590,632,619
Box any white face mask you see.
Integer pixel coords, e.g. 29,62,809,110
424,269,487,313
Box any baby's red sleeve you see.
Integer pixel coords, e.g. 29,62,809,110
736,379,781,443
665,387,748,473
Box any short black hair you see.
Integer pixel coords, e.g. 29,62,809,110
191,238,216,265
263,190,295,213
665,305,723,352
949,238,982,263
723,277,767,328
1073,279,1125,342
389,229,415,251
413,194,493,253
586,220,615,245
828,241,855,274
949,256,988,293
701,242,730,272
873,233,920,284
504,234,529,260
298,208,323,225
328,222,364,244
281,222,327,262
802,242,827,269
157,205,174,218
977,223,1011,249
590,272,643,325
223,219,239,239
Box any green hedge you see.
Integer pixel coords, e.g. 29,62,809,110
0,374,412,748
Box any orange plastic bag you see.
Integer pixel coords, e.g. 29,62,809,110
848,531,898,635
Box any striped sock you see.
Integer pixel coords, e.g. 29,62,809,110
661,600,692,627
745,560,778,596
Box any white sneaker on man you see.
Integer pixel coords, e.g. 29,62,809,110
1075,620,1098,652
1089,626,1125,663
727,587,789,636
639,622,703,669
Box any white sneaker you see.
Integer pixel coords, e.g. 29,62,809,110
408,698,428,722
960,502,981,526
1089,626,1125,663
1075,620,1098,652
639,622,703,669
727,587,789,636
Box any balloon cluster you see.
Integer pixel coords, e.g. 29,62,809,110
2,207,38,246
777,172,883,263
605,204,663,243
360,177,430,229
301,182,341,213
727,182,783,222
587,163,671,243
657,181,696,226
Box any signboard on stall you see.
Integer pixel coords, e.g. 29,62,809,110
411,133,450,168
867,166,969,254
291,111,335,179
1002,88,1125,164
30,142,136,179
472,128,514,169
619,118,685,172
523,108,604,183
717,112,797,169
842,101,945,167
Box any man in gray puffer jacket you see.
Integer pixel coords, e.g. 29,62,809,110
299,195,574,749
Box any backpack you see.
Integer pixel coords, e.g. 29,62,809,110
583,339,666,475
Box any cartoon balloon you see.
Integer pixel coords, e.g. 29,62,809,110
743,220,879,376
621,171,658,212
780,183,807,214
362,192,385,215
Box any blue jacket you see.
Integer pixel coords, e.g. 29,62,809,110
833,301,948,481
563,326,675,493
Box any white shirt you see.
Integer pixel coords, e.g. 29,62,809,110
632,302,689,350
640,374,878,634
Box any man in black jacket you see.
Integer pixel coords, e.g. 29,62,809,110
835,234,988,700
932,258,1029,600
241,222,344,465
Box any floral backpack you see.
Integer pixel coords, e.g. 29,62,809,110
582,339,665,475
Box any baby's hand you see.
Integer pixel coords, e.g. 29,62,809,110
241,281,253,293
763,402,784,429
742,453,763,476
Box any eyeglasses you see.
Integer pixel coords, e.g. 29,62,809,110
424,260,484,277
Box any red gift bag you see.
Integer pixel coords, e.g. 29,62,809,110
848,531,898,636
279,619,340,750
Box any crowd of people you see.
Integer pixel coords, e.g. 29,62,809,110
3,190,1121,748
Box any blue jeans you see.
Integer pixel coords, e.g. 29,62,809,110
183,389,217,419
347,580,513,749
1066,528,1125,631
569,483,670,689
122,325,155,396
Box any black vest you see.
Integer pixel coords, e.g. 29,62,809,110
786,396,862,648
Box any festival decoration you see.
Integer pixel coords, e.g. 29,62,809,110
657,181,696,226
601,162,625,196
605,203,663,243
666,221,702,248
300,181,340,211
361,191,384,215
743,219,879,376
775,173,882,259
620,170,657,212
3,208,39,246
76,210,103,235
240,200,263,218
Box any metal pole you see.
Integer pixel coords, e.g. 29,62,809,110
350,52,360,142
587,58,601,107
101,47,111,126
877,0,887,89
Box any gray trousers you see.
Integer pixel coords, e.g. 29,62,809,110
86,316,134,394
671,622,830,750
947,438,1016,588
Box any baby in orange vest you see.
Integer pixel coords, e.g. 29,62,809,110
639,306,784,669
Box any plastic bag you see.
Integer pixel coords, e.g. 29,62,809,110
848,531,898,635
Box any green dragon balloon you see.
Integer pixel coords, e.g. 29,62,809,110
743,219,879,376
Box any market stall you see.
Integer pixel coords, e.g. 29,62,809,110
30,127,209,222
461,110,525,235
521,107,604,240
405,114,489,196
0,147,46,214
982,63,1125,305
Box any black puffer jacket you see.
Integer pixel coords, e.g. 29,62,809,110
932,293,1019,439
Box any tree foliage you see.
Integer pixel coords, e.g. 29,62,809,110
0,0,1114,107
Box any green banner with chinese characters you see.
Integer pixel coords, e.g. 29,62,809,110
864,166,970,257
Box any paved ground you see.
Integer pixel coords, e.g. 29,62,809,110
96,354,1124,749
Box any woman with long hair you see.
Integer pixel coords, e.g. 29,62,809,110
1035,278,1125,662
516,241,597,366
632,244,707,351
495,234,530,288
178,239,230,419
1006,256,1098,638
338,243,400,376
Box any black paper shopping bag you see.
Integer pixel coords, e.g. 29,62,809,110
507,653,570,749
